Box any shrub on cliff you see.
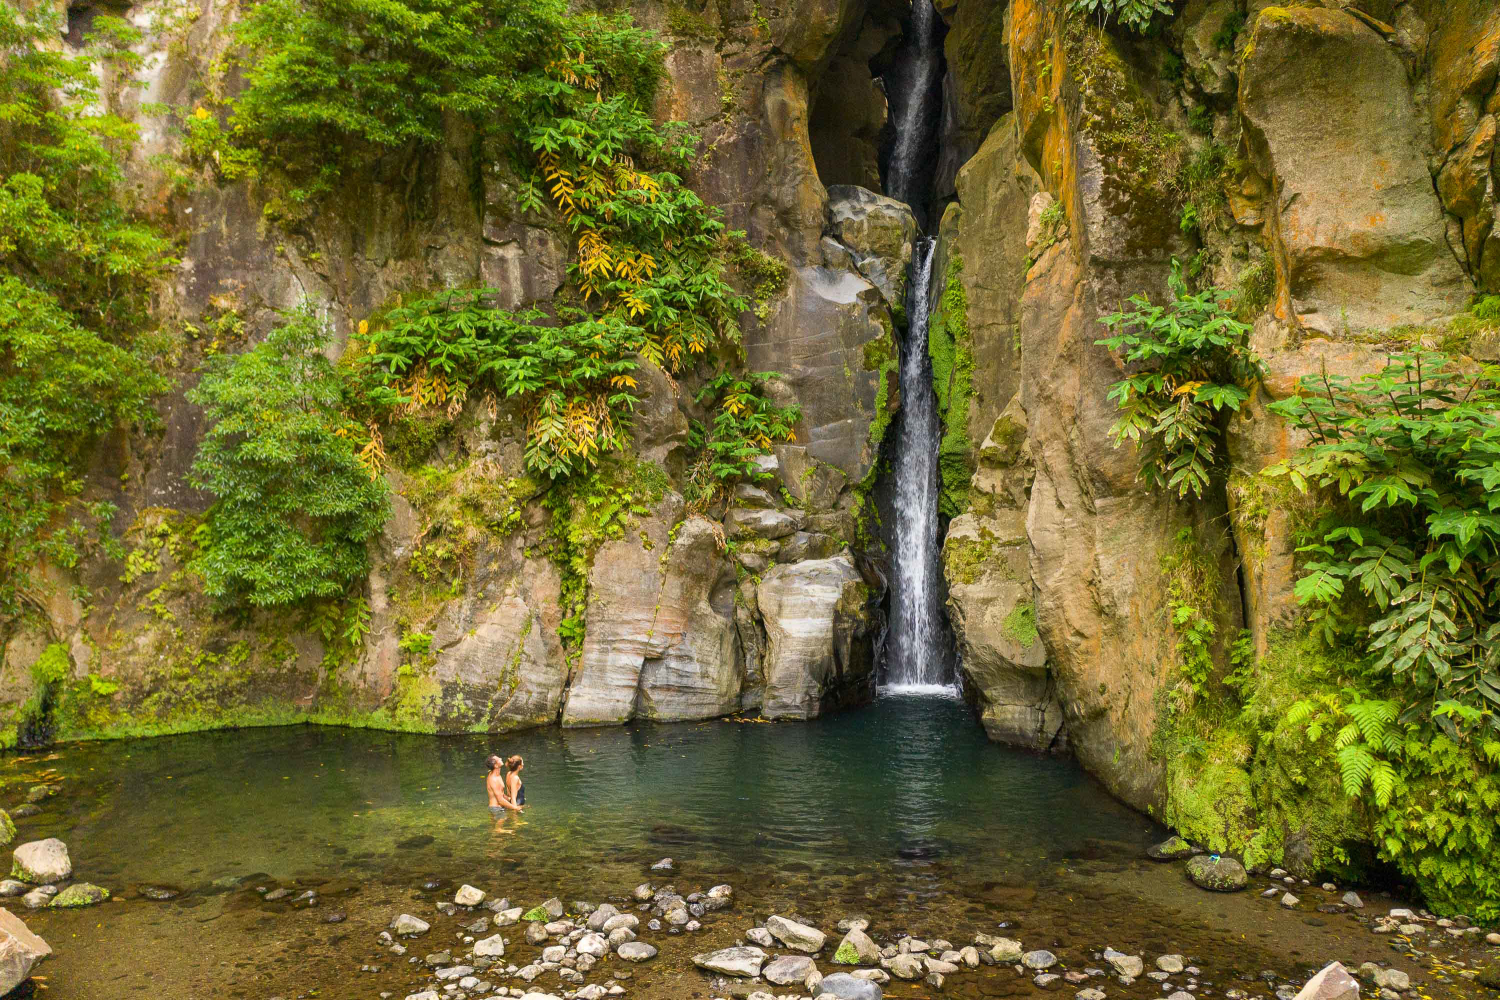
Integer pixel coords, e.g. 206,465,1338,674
1096,259,1263,499
188,309,390,607
0,6,173,616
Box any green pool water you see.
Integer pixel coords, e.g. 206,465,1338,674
0,694,1446,999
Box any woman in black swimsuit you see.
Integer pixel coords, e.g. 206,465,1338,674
505,755,526,810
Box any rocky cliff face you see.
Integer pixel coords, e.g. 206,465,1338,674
5,0,1499,883
930,0,1500,841
0,0,918,741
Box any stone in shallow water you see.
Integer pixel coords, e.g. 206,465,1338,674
455,885,486,907
586,904,619,930
1281,893,1300,908
989,938,1023,963
390,913,430,936
616,942,657,963
1077,990,1106,1000
764,954,816,985
52,883,109,908
815,971,883,1000
1103,949,1141,978
139,885,181,901
1185,855,1247,892
8,806,38,820
1157,954,1185,974
1035,973,1060,986
0,907,50,995
1291,963,1359,1000
11,839,70,884
768,914,826,952
834,928,881,965
0,882,27,898
1023,950,1057,970
887,954,924,980
693,945,763,976
1147,836,1199,861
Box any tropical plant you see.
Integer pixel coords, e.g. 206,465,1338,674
188,308,390,607
1265,351,1500,735
1097,259,1263,499
0,5,174,615
1068,0,1174,33
685,371,801,505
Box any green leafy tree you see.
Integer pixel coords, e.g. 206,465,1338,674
1097,260,1264,499
0,6,174,615
188,309,390,607
1266,352,1500,734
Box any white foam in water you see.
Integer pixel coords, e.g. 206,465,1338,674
881,683,960,699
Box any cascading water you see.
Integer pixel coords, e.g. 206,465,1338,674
881,0,954,694
883,237,953,692
883,0,944,223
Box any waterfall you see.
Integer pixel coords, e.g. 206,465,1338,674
884,0,944,222
884,238,954,692
881,0,954,694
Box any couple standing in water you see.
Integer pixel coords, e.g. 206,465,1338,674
486,754,526,826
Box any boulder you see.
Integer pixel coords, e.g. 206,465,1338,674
1292,962,1359,1000
989,938,1024,962
0,908,49,995
1104,949,1142,978
825,185,919,310
693,946,766,976
11,840,70,885
1374,968,1410,991
474,934,506,958
616,942,657,963
767,914,827,952
887,954,924,980
764,954,817,985
834,927,882,964
50,883,108,908
586,903,619,930
757,557,873,720
1147,836,1199,861
816,971,883,1000
1185,855,1247,892
391,914,431,936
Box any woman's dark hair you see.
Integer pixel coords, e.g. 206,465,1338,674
506,755,524,771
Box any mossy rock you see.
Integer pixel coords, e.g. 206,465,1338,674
0,810,15,847
1147,835,1200,861
522,905,550,921
51,882,109,908
1185,854,1247,892
832,939,860,964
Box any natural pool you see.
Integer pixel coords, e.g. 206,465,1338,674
1,693,1451,999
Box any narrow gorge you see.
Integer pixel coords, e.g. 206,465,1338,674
2,0,1500,995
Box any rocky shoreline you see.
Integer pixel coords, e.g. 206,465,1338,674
355,851,1500,1000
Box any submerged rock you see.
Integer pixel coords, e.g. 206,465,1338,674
0,909,51,996
988,938,1024,963
138,885,181,901
11,840,70,885
1185,855,1247,892
1022,950,1057,970
51,883,109,908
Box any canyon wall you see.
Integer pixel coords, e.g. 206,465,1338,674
5,0,1500,889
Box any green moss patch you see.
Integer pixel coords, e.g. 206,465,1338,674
929,255,975,517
